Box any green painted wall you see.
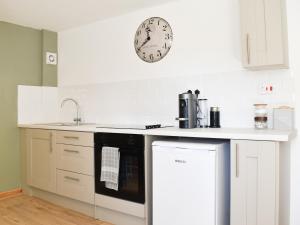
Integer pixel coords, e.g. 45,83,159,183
0,22,57,192
42,30,58,86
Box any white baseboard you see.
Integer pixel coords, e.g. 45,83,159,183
95,205,146,225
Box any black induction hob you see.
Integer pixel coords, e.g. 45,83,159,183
96,124,171,130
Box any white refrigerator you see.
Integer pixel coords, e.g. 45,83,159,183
152,140,230,225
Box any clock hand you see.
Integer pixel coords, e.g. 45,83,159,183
145,27,151,38
136,26,152,51
137,36,151,51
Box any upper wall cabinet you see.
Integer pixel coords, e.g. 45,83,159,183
240,0,288,69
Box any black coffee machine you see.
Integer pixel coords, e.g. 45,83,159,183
176,90,198,128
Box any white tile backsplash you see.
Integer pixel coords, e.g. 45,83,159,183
58,70,294,128
18,70,294,128
41,87,59,123
18,86,43,124
18,85,59,124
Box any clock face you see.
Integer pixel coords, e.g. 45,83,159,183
134,17,173,63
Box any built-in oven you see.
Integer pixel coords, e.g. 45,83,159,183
94,133,145,204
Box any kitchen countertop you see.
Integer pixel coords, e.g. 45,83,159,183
18,123,295,142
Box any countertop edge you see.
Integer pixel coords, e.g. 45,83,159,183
18,124,295,142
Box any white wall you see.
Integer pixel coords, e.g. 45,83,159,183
58,0,242,85
58,0,293,127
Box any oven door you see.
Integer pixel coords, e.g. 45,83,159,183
95,146,145,204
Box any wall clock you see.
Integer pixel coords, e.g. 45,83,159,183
134,17,173,63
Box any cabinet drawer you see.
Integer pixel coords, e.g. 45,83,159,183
56,170,94,204
56,144,94,176
56,131,93,147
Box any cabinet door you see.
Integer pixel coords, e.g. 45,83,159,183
264,0,287,67
240,0,287,69
27,129,56,193
231,140,278,225
240,0,267,67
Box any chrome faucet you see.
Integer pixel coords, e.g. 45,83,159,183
61,98,82,126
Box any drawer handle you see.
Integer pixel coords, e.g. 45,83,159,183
50,133,53,153
64,149,80,154
64,176,80,182
64,136,79,140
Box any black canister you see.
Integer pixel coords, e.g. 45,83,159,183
209,107,221,128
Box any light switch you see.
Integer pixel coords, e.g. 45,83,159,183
46,52,57,65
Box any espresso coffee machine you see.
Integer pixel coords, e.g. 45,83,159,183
176,91,197,128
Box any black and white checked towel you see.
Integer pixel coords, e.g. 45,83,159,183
100,146,120,191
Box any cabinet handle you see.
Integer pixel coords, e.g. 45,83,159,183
236,143,239,177
64,149,80,154
50,133,53,153
64,136,79,140
64,176,80,182
246,33,251,64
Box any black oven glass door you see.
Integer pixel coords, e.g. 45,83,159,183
95,134,145,204
119,152,140,194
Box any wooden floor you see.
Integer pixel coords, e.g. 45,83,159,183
0,194,113,225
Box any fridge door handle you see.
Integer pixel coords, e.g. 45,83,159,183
236,143,239,178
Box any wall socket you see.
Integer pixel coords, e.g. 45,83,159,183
259,84,274,95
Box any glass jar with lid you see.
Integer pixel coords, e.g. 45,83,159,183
254,104,268,129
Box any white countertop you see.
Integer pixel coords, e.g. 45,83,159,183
18,123,295,142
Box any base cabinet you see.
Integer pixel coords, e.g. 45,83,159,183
26,129,94,204
27,129,56,193
22,128,289,225
231,140,278,225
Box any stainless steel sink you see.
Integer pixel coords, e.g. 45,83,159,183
36,122,96,126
